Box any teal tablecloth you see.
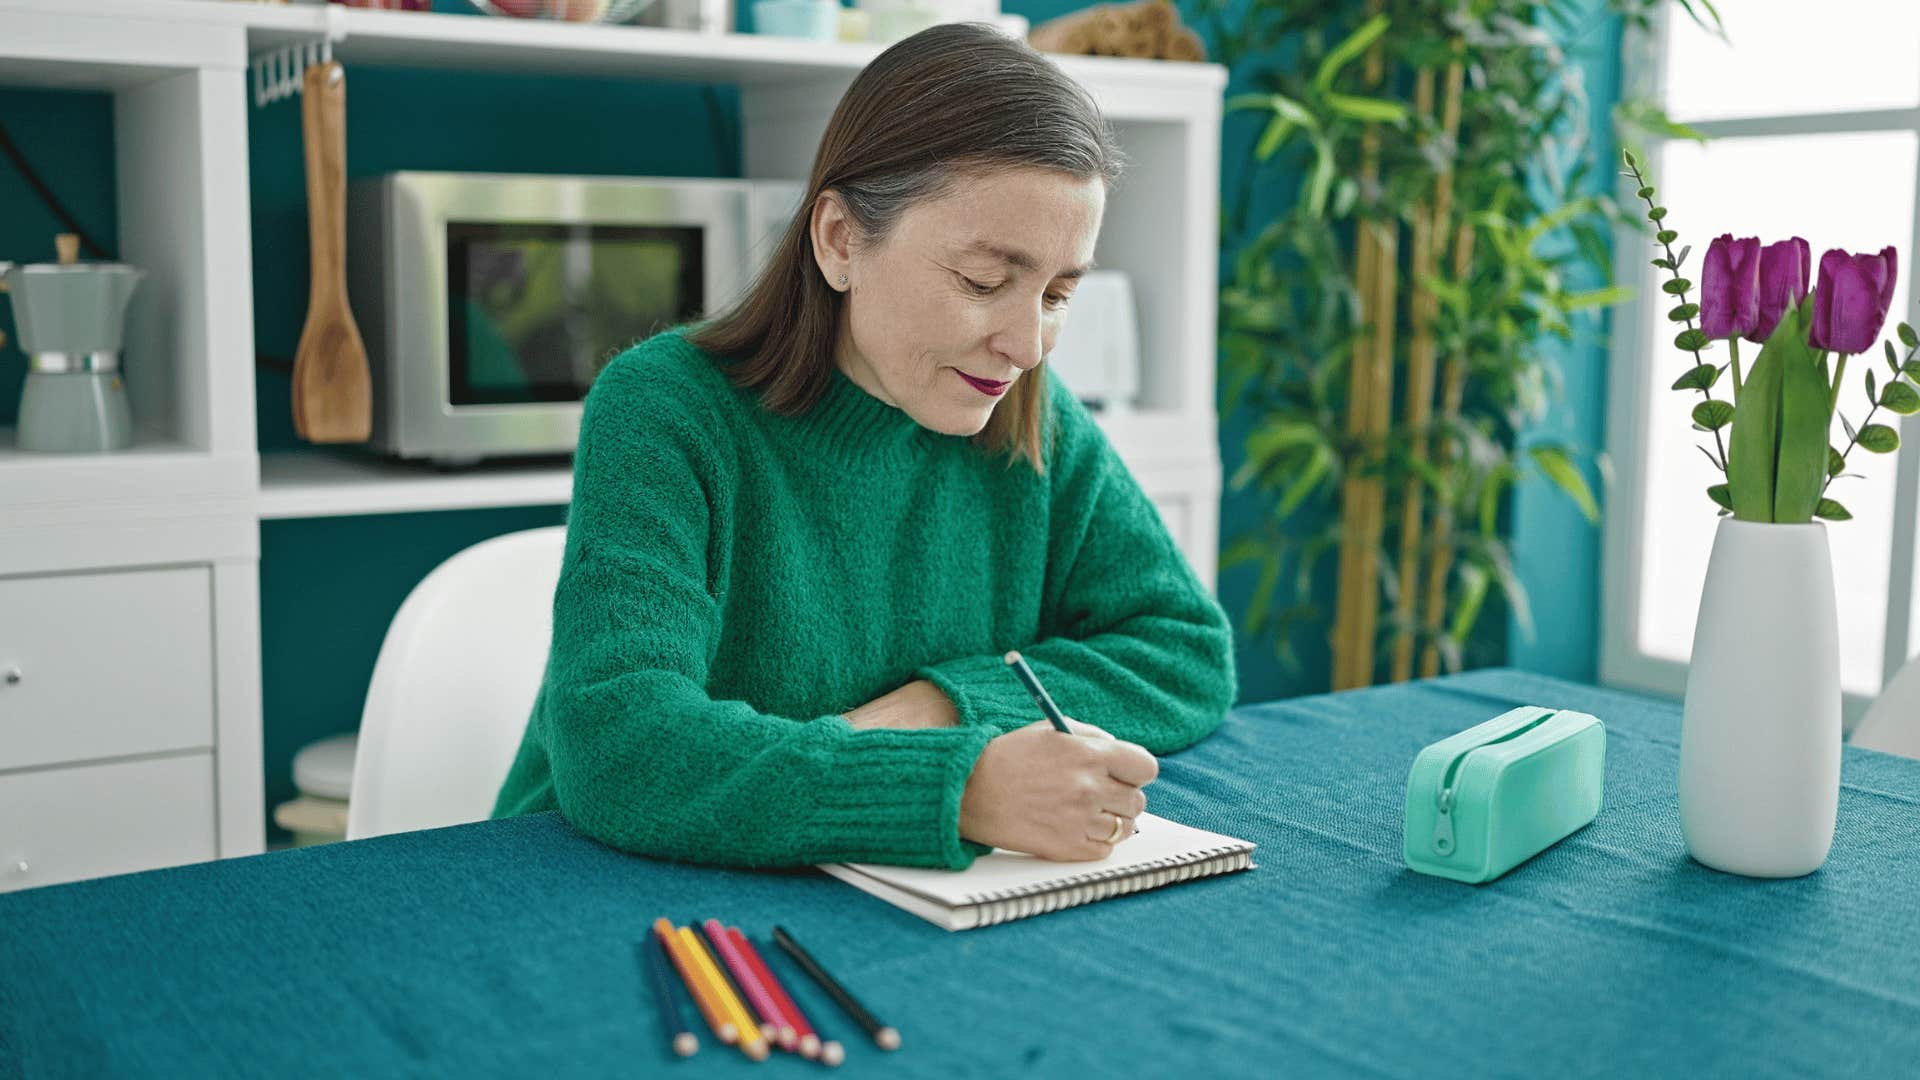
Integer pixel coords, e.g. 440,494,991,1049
4,669,1918,1078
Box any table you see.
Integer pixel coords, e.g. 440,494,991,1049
4,669,1917,1078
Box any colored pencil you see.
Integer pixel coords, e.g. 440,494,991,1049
640,934,698,1058
654,919,735,1045
730,928,820,1059
772,926,900,1051
704,919,790,1048
1004,650,1071,733
682,925,769,1062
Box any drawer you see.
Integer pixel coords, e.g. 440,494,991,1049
0,752,217,893
0,566,214,770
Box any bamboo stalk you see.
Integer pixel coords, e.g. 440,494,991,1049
1328,0,1390,684
1420,220,1478,678
1390,49,1464,683
1344,10,1405,687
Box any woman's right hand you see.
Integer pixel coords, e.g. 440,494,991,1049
958,718,1159,861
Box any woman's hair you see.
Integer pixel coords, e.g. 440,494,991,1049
688,22,1124,473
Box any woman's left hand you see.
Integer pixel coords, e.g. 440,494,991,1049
841,679,961,730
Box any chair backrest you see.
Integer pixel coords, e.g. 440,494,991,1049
346,525,566,840
1854,649,1920,761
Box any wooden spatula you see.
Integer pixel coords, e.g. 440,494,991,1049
292,60,371,444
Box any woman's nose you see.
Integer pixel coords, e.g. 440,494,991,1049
991,305,1047,372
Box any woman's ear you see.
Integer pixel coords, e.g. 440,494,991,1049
809,189,854,293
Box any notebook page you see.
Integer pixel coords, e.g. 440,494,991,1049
826,812,1252,907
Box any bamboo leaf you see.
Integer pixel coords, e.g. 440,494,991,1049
1324,93,1409,124
1313,13,1391,93
1529,445,1600,523
1561,286,1633,312
1255,115,1295,161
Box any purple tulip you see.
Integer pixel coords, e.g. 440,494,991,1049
1745,237,1811,344
1810,246,1899,354
1701,234,1761,339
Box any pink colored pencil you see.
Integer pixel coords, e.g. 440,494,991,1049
730,927,822,1060
704,919,795,1050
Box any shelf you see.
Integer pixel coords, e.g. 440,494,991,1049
9,1,1221,118
258,450,573,520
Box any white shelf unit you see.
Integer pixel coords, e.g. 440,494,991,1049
0,0,1225,887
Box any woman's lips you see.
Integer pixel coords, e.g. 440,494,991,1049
956,371,1011,397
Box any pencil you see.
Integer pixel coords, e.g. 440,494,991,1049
704,919,793,1050
1004,650,1071,733
680,925,770,1062
640,933,698,1058
653,918,733,1046
771,925,900,1051
730,927,819,1059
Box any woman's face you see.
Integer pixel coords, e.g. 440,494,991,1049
813,167,1105,436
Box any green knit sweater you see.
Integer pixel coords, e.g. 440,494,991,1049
491,328,1237,869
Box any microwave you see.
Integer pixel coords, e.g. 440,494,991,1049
347,172,803,466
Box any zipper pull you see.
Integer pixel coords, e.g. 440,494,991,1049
1434,788,1456,855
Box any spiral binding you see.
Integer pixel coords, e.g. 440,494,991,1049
964,845,1255,929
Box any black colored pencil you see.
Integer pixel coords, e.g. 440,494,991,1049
1004,650,1071,733
771,926,900,1051
641,936,698,1058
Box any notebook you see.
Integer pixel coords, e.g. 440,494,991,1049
820,813,1256,931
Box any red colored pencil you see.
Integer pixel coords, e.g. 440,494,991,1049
730,927,820,1059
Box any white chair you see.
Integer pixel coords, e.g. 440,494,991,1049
346,525,566,840
1853,652,1920,761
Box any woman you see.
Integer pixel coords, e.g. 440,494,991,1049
492,23,1236,869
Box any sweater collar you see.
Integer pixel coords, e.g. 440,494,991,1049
796,364,937,465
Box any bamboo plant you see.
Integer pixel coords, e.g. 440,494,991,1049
1202,0,1723,685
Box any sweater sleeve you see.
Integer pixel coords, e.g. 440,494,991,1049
541,348,996,869
915,372,1238,754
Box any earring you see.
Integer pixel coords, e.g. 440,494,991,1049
837,274,848,289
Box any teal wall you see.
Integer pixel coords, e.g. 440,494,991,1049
0,1,1625,843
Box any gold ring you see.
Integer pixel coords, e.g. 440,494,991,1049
1105,814,1126,844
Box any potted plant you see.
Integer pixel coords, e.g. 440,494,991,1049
1626,149,1910,877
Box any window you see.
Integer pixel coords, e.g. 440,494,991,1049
1603,2,1920,722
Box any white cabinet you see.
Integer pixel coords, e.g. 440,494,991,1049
0,753,218,894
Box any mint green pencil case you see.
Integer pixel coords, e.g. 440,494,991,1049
1402,705,1605,884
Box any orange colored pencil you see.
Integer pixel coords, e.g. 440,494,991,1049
680,925,769,1062
653,919,735,1045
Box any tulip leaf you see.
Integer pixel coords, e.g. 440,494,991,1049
1774,319,1833,524
1815,498,1853,521
1829,445,1847,477
1692,400,1734,431
1662,278,1692,295
1727,301,1798,522
1860,424,1901,453
1672,363,1719,392
1669,303,1700,322
1707,483,1733,510
1882,381,1920,415
1903,322,1919,349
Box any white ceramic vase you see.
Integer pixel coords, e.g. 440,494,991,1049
1679,518,1840,877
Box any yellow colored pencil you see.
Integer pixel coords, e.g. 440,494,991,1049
679,925,769,1062
654,919,735,1045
